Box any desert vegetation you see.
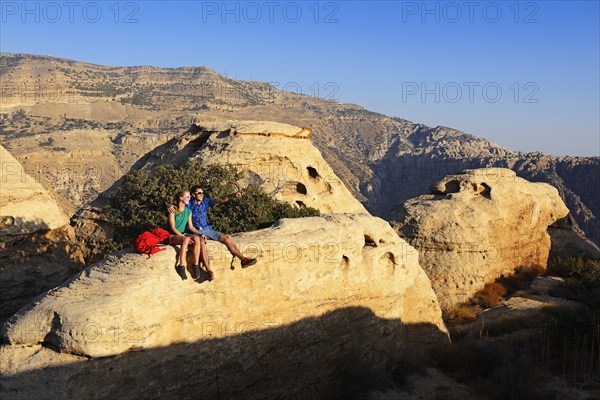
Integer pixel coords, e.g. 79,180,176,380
101,162,319,252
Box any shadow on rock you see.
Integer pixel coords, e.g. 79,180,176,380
1,306,447,400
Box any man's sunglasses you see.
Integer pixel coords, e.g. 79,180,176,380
194,192,204,195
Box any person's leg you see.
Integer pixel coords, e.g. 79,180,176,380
179,239,189,266
169,235,188,266
198,237,214,280
190,236,204,280
219,234,244,260
169,235,189,280
219,234,257,268
201,230,256,267
192,236,201,266
199,237,211,271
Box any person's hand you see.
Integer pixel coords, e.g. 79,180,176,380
167,205,176,214
186,237,194,245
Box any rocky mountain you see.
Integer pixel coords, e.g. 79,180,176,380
1,53,598,246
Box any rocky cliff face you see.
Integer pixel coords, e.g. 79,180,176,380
0,124,173,214
1,214,447,399
0,145,84,323
390,168,570,312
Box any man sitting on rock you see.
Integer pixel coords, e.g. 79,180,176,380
169,185,257,268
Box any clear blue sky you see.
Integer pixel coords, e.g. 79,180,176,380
1,1,599,156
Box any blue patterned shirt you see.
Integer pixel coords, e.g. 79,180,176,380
187,197,216,231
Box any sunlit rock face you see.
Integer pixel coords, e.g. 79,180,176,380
0,145,84,324
136,120,369,214
391,168,570,312
1,213,447,400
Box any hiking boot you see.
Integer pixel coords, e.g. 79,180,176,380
175,265,187,280
192,264,201,280
241,257,257,269
206,270,215,282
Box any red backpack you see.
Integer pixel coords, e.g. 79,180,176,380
133,228,171,256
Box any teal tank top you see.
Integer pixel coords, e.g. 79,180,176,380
172,207,191,234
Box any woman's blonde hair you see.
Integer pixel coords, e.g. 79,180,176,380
173,190,189,204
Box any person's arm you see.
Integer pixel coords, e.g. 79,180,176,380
166,202,175,214
213,192,242,205
167,202,190,214
187,214,203,236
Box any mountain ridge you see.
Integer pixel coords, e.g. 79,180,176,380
1,53,598,245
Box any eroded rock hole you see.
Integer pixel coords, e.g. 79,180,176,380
444,180,461,194
364,235,376,247
480,182,492,199
379,252,397,274
296,201,306,208
307,166,319,179
380,252,396,264
296,182,307,195
340,255,350,268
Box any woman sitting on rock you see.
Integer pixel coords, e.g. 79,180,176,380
168,190,214,281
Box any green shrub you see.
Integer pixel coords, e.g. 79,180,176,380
103,162,319,250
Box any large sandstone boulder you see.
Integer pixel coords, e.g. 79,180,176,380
1,214,447,400
137,119,368,214
0,145,84,323
0,145,69,235
390,168,570,312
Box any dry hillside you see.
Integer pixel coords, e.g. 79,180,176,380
1,53,598,244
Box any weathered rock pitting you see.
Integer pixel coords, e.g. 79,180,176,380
390,168,570,312
134,120,368,214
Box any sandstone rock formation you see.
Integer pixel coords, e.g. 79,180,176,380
1,214,447,400
0,145,69,234
390,168,570,312
0,145,84,323
1,126,172,214
135,119,368,214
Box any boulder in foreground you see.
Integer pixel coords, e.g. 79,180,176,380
1,214,447,400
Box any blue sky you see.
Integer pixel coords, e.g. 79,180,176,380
1,1,599,156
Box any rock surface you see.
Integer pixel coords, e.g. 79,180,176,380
135,119,368,214
548,215,600,260
390,168,570,312
1,214,447,399
0,145,69,235
0,145,84,323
